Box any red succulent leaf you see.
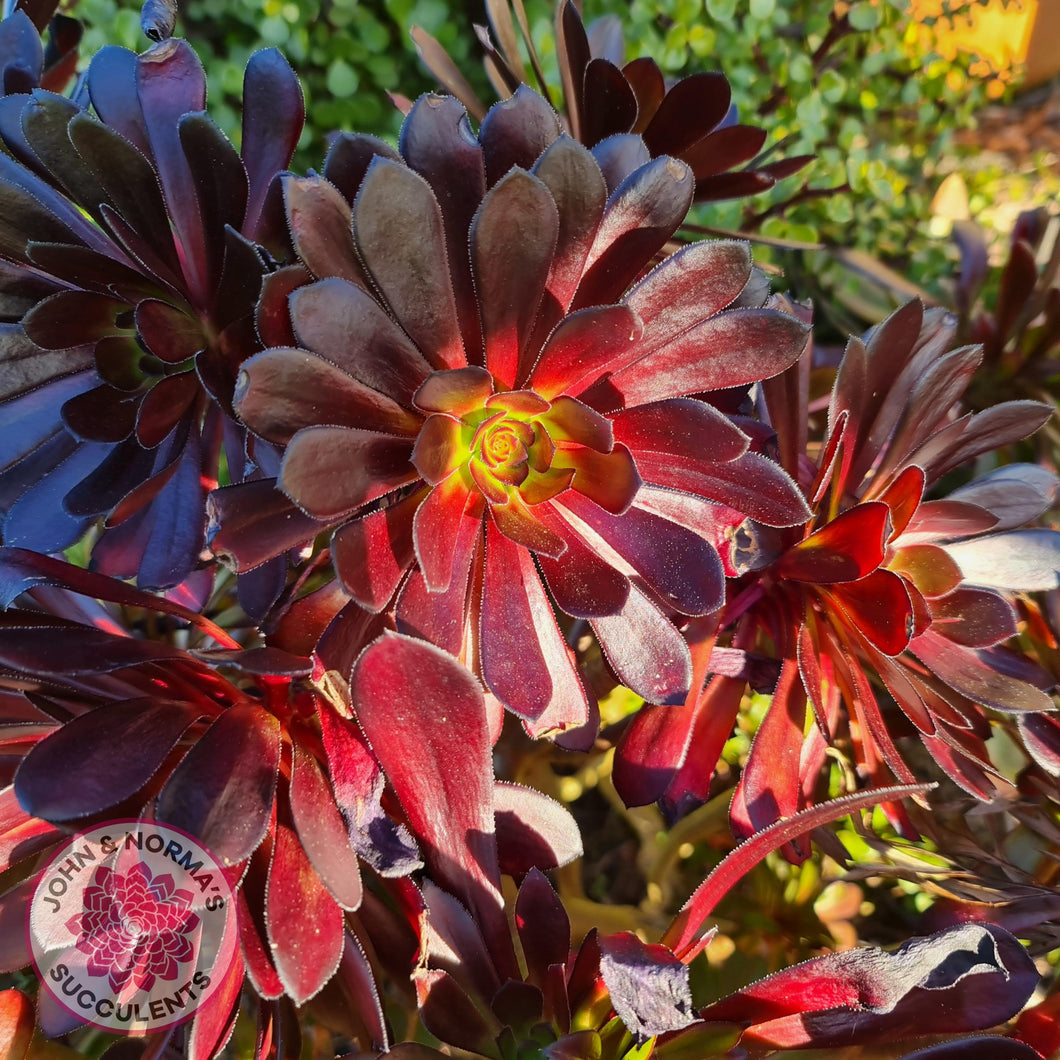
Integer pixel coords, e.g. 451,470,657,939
493,781,582,875
699,924,1038,1050
186,942,245,1060
583,307,808,409
317,705,421,877
279,427,417,521
289,746,363,910
282,175,365,286
531,135,607,320
573,154,694,312
265,821,344,1005
415,969,503,1055
731,657,810,859
911,630,1054,713
830,569,914,657
235,348,421,444
351,634,515,977
155,703,281,866
665,784,932,958
591,583,692,704
777,501,890,584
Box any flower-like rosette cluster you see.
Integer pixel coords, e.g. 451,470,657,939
71,862,198,994
216,87,813,738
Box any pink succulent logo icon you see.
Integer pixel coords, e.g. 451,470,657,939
66,861,200,994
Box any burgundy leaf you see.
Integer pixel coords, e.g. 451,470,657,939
777,502,890,583
351,634,515,976
624,239,753,354
235,348,420,444
572,155,694,311
415,969,502,1055
155,703,281,866
281,175,365,285
585,307,809,408
472,168,559,390
317,705,421,877
515,868,570,988
290,746,363,910
15,699,201,821
288,277,432,405
279,427,417,521
642,73,731,156
912,631,1053,713
531,135,607,320
591,584,692,704
494,781,582,875
481,523,555,720
699,924,1038,1050
241,48,304,241
266,821,344,1004
479,85,562,183
352,158,465,371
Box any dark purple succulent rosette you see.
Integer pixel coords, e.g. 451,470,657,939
413,0,812,203
0,36,303,589
213,87,811,742
0,549,414,1042
615,298,1060,841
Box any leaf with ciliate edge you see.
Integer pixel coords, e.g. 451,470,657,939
911,630,1054,713
155,703,281,867
777,501,890,584
623,240,752,355
317,705,422,878
279,426,418,522
698,924,1038,1050
240,48,304,241
572,155,694,312
493,781,582,875
559,491,724,617
472,168,559,391
266,821,344,1005
288,278,432,405
530,304,643,400
479,85,563,185
599,931,696,1043
516,869,570,988
531,135,608,321
290,746,362,910
585,308,809,409
15,698,202,821
634,449,811,528
235,348,421,444
281,175,364,285
352,158,465,372
481,523,554,720
352,633,515,978
943,530,1060,593
591,583,692,704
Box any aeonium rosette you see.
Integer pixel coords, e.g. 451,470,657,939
615,300,1060,841
210,87,812,739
